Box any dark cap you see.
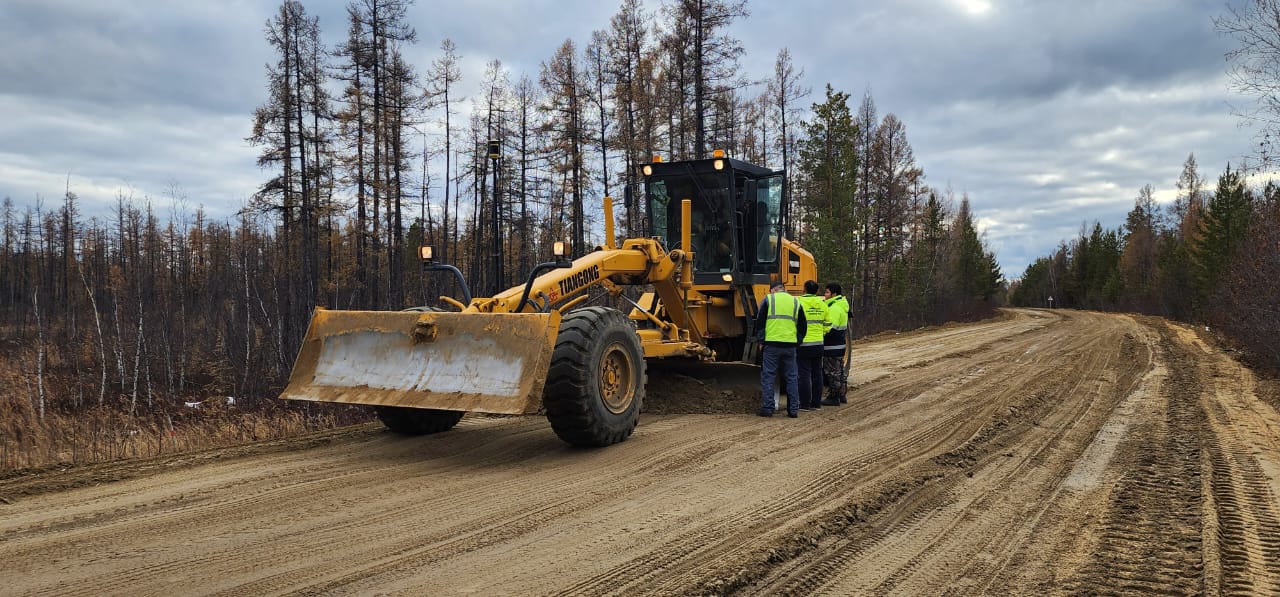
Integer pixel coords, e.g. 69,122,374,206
770,280,786,291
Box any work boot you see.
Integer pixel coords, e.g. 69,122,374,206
821,398,841,406
757,409,774,417
840,397,848,404
787,411,798,418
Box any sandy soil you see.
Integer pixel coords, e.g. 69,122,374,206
2,309,1278,596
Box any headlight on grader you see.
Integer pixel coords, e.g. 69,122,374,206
418,245,434,262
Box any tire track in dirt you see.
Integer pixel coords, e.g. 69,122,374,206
910,328,1156,595
226,423,774,595
746,313,1150,596
552,404,983,595
5,310,1277,596
327,312,1059,597
1063,324,1207,595
633,316,1092,595
237,421,748,594
349,312,1072,596
1177,322,1280,596
325,391,988,596
1205,441,1280,595
981,325,1168,595
430,313,1071,596
850,310,1060,385
0,419,565,595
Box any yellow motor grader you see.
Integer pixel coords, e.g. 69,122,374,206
280,153,818,446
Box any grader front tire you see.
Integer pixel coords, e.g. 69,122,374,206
543,307,645,447
374,406,465,435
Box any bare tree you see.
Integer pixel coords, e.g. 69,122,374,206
855,90,878,309
584,31,613,203
541,39,589,256
1119,185,1160,312
513,75,542,278
868,113,923,302
605,0,650,237
769,47,809,236
1216,0,1280,167
426,38,463,262
662,0,748,158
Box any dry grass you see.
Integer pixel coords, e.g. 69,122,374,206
0,349,368,474
0,399,358,473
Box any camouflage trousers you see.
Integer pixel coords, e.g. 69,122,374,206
822,355,847,401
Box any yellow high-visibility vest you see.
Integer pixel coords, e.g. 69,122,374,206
764,292,800,342
798,294,828,347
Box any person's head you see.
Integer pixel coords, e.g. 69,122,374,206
804,280,819,295
824,282,843,298
770,281,786,293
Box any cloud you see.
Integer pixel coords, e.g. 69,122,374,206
0,0,269,114
754,0,1251,278
0,0,1259,281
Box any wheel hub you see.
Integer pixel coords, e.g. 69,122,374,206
600,343,634,414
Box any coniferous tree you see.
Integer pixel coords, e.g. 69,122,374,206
1193,164,1252,301
1210,181,1279,362
1156,154,1204,319
249,0,327,339
585,31,613,203
794,84,858,287
951,197,1002,310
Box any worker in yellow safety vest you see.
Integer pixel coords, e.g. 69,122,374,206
821,282,850,406
753,280,807,418
796,280,829,411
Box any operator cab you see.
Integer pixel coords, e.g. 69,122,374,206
643,155,785,286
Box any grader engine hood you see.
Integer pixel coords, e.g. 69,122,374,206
280,309,562,415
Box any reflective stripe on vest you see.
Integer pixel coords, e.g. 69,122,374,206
798,294,827,346
823,295,849,354
764,292,799,342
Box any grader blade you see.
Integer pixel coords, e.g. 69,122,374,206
280,309,562,415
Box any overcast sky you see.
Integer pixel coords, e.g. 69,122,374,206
0,0,1257,279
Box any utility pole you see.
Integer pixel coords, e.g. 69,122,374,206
488,139,503,296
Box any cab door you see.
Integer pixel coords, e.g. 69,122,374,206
745,173,784,278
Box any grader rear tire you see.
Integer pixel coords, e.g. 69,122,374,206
543,307,645,447
374,406,464,435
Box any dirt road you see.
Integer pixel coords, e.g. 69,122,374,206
3,309,1279,595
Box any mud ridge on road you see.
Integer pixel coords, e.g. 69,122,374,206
0,425,386,500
